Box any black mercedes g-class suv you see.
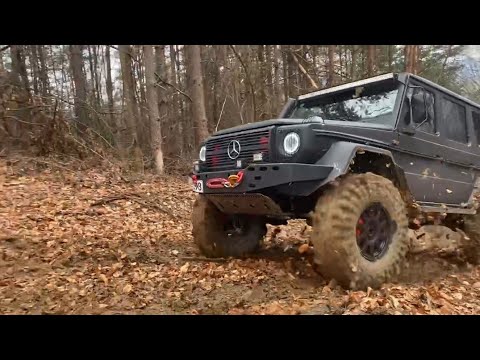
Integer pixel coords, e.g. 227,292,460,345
191,72,480,289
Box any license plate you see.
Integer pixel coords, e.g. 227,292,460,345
193,179,204,193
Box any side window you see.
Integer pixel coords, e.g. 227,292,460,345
438,97,468,143
473,111,480,145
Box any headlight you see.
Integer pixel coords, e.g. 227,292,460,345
283,132,300,155
199,146,206,162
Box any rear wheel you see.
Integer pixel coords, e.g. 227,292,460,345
310,173,410,290
192,195,267,258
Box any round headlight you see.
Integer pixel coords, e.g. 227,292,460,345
199,146,206,162
283,132,300,155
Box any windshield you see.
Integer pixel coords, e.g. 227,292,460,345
289,80,400,127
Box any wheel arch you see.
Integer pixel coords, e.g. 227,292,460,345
315,141,414,206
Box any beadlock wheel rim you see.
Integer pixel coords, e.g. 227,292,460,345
355,202,395,262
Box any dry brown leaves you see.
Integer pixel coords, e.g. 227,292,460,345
1,157,480,315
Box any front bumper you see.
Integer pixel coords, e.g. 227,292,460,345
193,163,333,196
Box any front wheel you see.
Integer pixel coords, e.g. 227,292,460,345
310,173,410,290
192,195,267,258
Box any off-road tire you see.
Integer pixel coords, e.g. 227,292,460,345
192,195,267,258
460,214,480,265
311,173,409,290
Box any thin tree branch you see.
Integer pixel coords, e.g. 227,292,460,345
215,96,227,132
1,115,45,126
291,52,319,89
229,45,256,120
0,45,10,53
154,72,192,102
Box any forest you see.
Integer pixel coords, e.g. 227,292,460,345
1,45,480,315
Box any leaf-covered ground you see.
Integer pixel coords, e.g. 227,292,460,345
2,158,480,315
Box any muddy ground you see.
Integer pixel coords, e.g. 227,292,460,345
1,158,480,315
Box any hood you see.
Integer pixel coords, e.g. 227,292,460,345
212,119,306,136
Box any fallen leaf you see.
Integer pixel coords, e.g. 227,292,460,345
388,295,400,308
452,293,463,300
99,274,108,285
180,262,190,273
123,284,133,294
298,244,310,254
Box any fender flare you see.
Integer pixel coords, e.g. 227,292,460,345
315,141,411,198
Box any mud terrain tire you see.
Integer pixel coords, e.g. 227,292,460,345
311,173,409,290
192,195,267,258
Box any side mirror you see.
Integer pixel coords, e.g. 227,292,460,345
411,92,427,124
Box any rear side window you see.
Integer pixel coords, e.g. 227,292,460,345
473,111,480,146
438,98,468,143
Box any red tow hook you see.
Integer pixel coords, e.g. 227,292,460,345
206,178,227,188
206,170,245,189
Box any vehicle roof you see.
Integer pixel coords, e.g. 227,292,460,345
297,72,480,110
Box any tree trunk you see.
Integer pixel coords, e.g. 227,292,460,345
133,46,148,151
327,45,335,87
412,45,420,74
105,45,115,126
257,45,267,120
211,46,222,130
405,45,412,73
281,45,289,99
185,45,209,147
169,44,183,155
155,45,172,158
361,46,366,77
29,45,40,95
351,45,357,80
175,45,188,154
69,45,90,130
367,45,375,76
10,45,30,93
265,45,274,117
144,45,164,174
287,46,297,96
119,44,143,167
273,45,282,113
92,45,101,105
387,45,393,72
37,46,49,96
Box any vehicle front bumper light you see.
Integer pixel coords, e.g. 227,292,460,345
199,146,206,162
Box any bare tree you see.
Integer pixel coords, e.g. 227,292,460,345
105,45,115,125
327,45,335,86
69,45,90,129
119,44,143,167
367,45,375,76
144,45,164,174
154,45,172,156
185,45,209,147
10,45,30,93
37,46,49,96
29,45,40,95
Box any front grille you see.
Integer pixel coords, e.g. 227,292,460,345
205,128,271,171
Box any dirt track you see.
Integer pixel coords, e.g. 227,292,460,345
1,158,480,315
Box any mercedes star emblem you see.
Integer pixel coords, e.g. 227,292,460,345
227,140,241,160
